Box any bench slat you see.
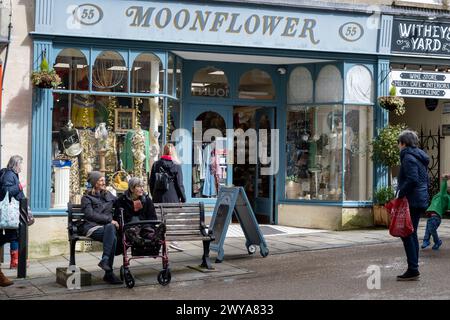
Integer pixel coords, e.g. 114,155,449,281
156,207,201,213
166,225,202,231
166,235,209,241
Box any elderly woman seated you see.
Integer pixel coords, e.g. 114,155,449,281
80,171,122,284
115,177,166,254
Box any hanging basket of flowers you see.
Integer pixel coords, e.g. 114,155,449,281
377,86,406,116
31,53,62,89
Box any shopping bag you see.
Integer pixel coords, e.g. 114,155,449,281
0,191,20,229
385,197,414,238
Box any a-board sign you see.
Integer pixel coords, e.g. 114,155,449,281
209,186,269,262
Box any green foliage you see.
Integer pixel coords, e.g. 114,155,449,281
378,96,406,116
371,124,407,168
31,53,61,89
389,85,397,97
40,56,49,72
374,186,395,205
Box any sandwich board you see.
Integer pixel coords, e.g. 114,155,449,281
209,186,269,262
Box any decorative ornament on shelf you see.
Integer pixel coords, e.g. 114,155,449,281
378,85,406,116
132,128,146,179
31,51,62,89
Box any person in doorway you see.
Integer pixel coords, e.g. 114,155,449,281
149,143,186,251
396,130,430,281
421,173,449,250
80,171,121,284
0,155,26,286
115,177,165,251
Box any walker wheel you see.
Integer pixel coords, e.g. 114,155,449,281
247,245,257,254
124,270,135,288
157,269,171,286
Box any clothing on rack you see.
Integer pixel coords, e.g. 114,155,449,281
121,130,151,173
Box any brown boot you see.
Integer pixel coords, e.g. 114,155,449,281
0,269,14,287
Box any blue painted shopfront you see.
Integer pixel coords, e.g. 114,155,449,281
30,0,391,223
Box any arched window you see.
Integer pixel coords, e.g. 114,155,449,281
239,69,275,100
54,48,88,91
93,51,127,92
191,67,229,98
288,67,313,104
315,65,343,103
131,53,163,94
345,65,374,104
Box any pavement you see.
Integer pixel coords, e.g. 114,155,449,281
1,220,450,300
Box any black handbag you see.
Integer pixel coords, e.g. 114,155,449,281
19,198,35,226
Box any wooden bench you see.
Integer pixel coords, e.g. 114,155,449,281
67,202,215,269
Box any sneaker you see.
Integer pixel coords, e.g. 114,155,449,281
397,269,420,281
169,241,184,252
98,258,112,272
421,239,430,249
103,272,122,285
432,240,443,250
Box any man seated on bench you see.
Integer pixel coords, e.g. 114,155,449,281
80,171,122,285
114,177,166,254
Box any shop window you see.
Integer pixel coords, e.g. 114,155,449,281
131,53,164,94
315,65,343,103
191,67,229,98
51,93,163,209
167,99,180,142
176,58,182,99
238,69,275,100
285,105,345,201
93,51,127,92
192,112,227,198
168,54,175,96
345,65,374,104
343,105,373,201
54,48,89,91
288,67,313,104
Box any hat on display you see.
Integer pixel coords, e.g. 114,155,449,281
60,122,82,157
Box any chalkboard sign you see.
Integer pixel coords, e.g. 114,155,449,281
209,187,269,262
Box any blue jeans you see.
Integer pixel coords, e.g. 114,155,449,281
0,229,18,247
400,207,423,272
424,215,441,244
89,224,117,271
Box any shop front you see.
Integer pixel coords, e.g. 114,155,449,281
30,0,383,246
383,16,450,196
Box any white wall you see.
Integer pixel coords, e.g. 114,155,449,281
1,0,34,195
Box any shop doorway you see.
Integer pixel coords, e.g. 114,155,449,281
233,106,275,224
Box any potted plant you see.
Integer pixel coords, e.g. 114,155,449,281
373,186,395,226
31,53,61,89
378,85,406,116
285,175,300,199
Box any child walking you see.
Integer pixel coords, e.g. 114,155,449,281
421,174,449,250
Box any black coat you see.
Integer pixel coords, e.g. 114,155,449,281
80,190,117,235
114,190,157,224
149,158,186,203
397,147,430,209
0,168,25,202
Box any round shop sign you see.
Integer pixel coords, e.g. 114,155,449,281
73,4,104,26
339,22,364,42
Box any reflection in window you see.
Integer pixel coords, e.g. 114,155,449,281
192,112,227,198
315,65,343,103
54,48,89,91
132,53,163,94
345,65,374,104
191,67,229,98
93,51,127,92
285,105,345,201
239,69,275,100
176,58,182,99
168,54,175,96
344,105,373,201
288,67,313,104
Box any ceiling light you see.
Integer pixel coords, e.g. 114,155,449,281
107,66,127,71
208,71,225,75
54,63,70,68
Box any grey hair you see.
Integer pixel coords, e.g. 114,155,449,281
128,177,144,191
398,130,419,147
7,155,23,172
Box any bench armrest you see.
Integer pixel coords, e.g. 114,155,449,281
200,222,215,240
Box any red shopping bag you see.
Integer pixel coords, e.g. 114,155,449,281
384,197,414,238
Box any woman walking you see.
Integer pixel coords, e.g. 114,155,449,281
150,143,186,251
396,130,429,281
0,155,26,286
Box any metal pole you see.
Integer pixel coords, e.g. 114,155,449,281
17,198,28,278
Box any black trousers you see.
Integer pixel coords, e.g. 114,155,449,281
89,223,117,271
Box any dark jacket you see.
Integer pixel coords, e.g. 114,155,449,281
397,147,430,209
0,168,25,202
114,190,157,224
80,190,117,235
150,158,186,203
